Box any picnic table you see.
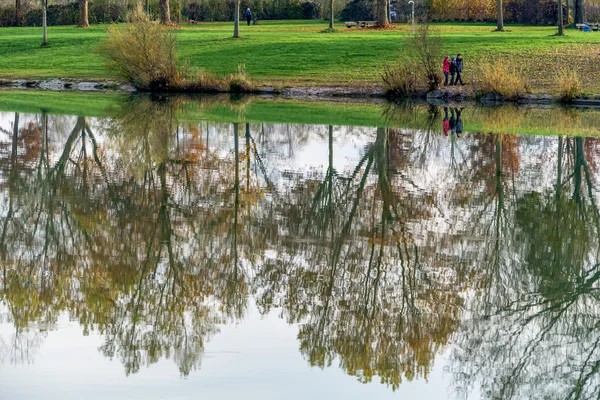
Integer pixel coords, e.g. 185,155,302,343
576,23,599,31
344,21,377,28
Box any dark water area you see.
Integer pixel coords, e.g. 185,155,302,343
1,97,600,399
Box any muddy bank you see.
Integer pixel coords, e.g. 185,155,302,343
3,78,600,107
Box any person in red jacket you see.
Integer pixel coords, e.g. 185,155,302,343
443,56,451,86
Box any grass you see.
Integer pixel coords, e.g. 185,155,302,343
1,89,600,136
1,21,600,94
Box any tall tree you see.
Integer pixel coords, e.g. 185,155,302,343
376,0,389,27
329,0,334,30
233,0,240,38
159,0,171,24
574,0,584,23
558,0,564,35
42,0,48,46
496,0,504,30
15,0,22,26
78,0,89,27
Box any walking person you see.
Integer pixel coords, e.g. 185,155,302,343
455,54,464,85
245,8,252,26
449,57,456,86
443,56,450,86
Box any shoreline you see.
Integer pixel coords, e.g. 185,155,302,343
3,78,600,107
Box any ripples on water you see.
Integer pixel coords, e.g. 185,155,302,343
1,98,600,400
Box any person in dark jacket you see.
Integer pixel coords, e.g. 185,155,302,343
454,54,464,85
449,57,456,85
245,8,252,26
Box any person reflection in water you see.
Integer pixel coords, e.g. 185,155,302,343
443,107,450,136
455,107,463,138
444,107,463,138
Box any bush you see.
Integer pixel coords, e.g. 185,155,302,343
476,59,527,100
381,61,419,98
406,25,442,91
0,7,15,26
586,2,600,22
557,68,581,103
340,0,374,21
98,6,182,91
302,1,320,19
224,65,256,93
184,2,212,21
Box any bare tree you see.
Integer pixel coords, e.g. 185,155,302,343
159,0,171,24
78,0,89,27
233,0,240,38
558,0,564,35
376,0,389,27
574,0,584,23
42,0,48,46
329,0,335,30
496,0,504,30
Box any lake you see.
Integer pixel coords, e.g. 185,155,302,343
1,93,600,400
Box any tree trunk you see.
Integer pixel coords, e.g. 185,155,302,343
159,0,171,24
558,0,564,35
42,0,48,46
78,0,89,27
496,0,504,30
329,0,334,29
15,0,21,26
574,0,584,24
376,0,389,27
233,0,240,38
566,0,570,25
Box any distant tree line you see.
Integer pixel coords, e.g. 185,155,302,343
0,0,597,27
0,0,327,26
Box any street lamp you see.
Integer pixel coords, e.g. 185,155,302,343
408,0,414,34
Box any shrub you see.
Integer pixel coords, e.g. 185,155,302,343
585,2,600,22
405,25,442,91
0,7,15,26
340,0,374,21
225,65,256,93
301,1,320,19
184,1,212,21
381,61,419,98
97,6,182,91
557,68,581,103
476,59,527,100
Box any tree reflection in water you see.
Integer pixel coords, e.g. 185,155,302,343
1,99,600,398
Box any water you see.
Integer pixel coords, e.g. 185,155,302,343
1,95,600,399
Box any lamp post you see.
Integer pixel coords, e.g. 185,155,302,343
408,0,414,34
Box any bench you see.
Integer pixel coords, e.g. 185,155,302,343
344,20,377,28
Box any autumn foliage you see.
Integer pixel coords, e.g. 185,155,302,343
427,0,559,24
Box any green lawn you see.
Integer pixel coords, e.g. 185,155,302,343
1,21,600,93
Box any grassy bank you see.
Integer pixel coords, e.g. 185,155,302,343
1,90,600,136
1,21,600,94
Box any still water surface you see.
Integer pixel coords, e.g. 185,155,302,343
1,98,600,399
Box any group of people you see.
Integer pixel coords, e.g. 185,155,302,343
442,55,464,86
442,107,463,137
